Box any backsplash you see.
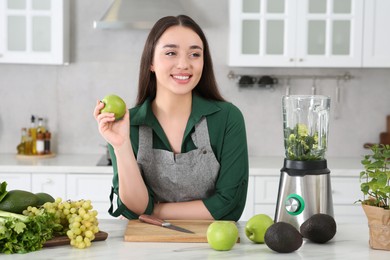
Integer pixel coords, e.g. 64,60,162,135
0,0,389,158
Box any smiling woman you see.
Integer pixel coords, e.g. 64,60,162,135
93,15,249,222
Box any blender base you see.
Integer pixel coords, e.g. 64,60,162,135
274,160,334,230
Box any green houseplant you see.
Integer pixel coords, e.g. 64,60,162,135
358,144,390,251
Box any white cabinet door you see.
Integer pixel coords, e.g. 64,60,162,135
66,174,112,219
31,173,66,199
295,0,364,67
362,0,390,67
0,0,69,65
229,0,364,67
0,173,31,190
229,0,297,67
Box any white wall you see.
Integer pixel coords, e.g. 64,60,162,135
1,0,389,158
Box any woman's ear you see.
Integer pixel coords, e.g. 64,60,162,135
150,64,154,73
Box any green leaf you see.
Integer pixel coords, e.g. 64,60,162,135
361,183,369,194
12,221,26,234
0,181,8,202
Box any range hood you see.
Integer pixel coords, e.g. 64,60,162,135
94,0,198,30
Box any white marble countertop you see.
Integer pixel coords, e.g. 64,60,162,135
0,153,113,174
1,219,388,260
0,153,363,176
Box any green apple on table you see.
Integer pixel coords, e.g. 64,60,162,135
207,221,239,251
245,214,274,243
100,94,126,120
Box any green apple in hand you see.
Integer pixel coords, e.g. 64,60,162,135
245,214,274,243
100,94,126,120
207,221,239,251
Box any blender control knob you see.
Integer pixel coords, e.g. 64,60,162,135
284,194,305,215
285,197,301,213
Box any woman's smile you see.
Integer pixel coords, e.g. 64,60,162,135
172,73,192,84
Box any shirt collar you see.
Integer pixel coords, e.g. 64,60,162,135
131,94,221,128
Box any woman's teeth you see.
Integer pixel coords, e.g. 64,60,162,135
173,75,190,80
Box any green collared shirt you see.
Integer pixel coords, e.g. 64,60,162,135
109,94,249,221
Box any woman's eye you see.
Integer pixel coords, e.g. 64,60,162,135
166,51,176,56
190,52,201,58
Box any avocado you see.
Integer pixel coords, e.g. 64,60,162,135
300,213,337,243
0,190,40,214
264,222,303,253
35,192,55,206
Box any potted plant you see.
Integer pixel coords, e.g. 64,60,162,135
358,144,390,251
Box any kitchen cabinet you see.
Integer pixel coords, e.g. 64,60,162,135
229,0,373,68
0,0,69,65
362,0,390,67
0,173,31,190
67,174,112,219
31,173,66,199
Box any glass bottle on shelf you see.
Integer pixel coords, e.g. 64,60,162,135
44,131,51,154
37,117,46,134
25,130,33,155
36,132,45,155
16,128,28,154
29,115,37,155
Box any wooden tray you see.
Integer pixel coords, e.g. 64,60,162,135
124,220,240,243
16,153,56,159
43,231,108,247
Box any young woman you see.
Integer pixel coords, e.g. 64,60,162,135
94,15,248,221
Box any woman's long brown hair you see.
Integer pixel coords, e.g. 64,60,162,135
136,15,225,106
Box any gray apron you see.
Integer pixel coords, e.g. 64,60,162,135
137,117,220,203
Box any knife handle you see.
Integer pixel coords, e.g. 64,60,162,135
139,214,166,226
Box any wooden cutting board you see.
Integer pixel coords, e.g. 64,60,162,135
43,231,108,247
124,220,240,243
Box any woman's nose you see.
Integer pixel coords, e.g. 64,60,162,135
176,55,189,69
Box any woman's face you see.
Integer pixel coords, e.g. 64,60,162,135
151,25,204,97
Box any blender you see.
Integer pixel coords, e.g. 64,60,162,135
274,95,333,230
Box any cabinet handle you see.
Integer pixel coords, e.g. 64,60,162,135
299,58,303,62
289,58,294,62
45,178,53,184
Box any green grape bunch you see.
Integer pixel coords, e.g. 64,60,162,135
23,198,100,249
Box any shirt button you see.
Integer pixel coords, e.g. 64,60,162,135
203,150,207,154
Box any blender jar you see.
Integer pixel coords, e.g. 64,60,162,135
282,95,330,161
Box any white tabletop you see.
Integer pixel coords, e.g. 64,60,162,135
1,218,388,260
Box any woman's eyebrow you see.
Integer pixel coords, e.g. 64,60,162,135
162,44,178,49
162,44,203,50
190,45,203,50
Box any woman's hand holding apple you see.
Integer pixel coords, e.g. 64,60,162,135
94,99,130,149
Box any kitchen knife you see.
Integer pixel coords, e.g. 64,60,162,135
138,214,195,234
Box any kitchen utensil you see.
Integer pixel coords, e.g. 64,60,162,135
258,75,277,88
139,214,195,234
275,95,333,230
124,219,219,242
238,75,256,87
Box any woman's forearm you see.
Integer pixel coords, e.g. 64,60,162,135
153,200,214,220
114,141,149,215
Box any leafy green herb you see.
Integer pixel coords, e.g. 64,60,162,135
0,209,61,254
284,123,326,161
359,144,390,209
